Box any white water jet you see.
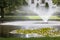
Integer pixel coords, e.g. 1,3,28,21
26,0,57,22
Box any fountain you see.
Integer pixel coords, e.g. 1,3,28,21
0,0,60,38
26,0,57,22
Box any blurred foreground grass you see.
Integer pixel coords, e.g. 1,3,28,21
0,37,60,40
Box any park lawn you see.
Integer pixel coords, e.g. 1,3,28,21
26,16,60,19
0,37,60,40
4,16,60,19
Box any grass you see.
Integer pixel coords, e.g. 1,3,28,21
26,16,60,19
3,16,60,21
0,37,60,40
4,16,60,19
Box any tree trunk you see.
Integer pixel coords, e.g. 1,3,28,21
1,7,4,23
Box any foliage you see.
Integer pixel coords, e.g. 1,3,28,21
16,28,60,37
52,0,60,5
0,0,27,15
0,0,60,15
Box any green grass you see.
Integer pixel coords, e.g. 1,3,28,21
3,16,60,21
4,16,60,19
0,37,60,40
26,16,60,19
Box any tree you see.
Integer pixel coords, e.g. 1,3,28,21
0,0,7,22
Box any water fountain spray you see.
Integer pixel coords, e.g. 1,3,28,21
26,0,57,22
